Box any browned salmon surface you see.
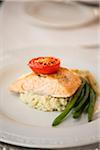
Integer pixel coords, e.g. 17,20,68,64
9,67,81,97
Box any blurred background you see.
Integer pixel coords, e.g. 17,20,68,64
0,0,100,51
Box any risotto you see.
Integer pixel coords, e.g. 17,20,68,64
20,91,68,111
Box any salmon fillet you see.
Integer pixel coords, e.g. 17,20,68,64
9,67,81,97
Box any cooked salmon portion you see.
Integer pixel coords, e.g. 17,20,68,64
9,67,81,97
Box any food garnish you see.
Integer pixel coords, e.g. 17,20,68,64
28,57,60,74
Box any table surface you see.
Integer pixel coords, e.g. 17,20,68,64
0,1,100,150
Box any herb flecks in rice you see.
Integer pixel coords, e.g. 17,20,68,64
20,91,68,111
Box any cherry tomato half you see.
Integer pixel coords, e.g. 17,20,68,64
28,57,60,74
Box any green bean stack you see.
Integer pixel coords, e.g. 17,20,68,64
52,78,96,127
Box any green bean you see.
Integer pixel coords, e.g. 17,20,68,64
88,88,96,122
74,87,85,107
52,79,86,126
73,100,89,119
73,107,83,118
73,88,85,118
73,82,90,114
84,102,89,113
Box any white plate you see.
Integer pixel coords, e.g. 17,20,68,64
23,1,97,28
0,47,100,148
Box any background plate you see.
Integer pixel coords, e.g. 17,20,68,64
0,46,100,148
24,1,97,28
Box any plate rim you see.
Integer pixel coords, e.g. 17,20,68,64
0,118,100,148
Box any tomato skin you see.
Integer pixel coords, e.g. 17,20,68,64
28,57,60,74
